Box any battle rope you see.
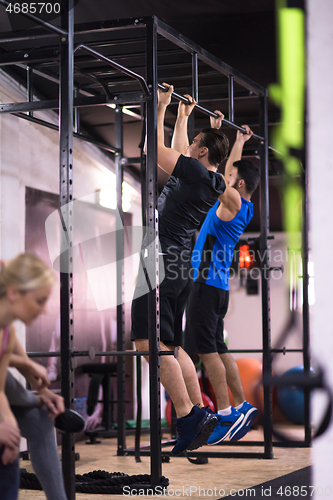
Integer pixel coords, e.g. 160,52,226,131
20,469,169,494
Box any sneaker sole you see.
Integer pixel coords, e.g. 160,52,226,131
208,413,244,446
187,414,218,451
229,408,259,441
55,409,86,433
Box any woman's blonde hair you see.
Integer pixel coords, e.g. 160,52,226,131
0,253,56,298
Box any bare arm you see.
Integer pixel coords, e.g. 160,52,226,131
9,330,64,417
0,329,17,426
10,331,50,390
171,94,196,155
157,84,182,175
217,125,253,219
224,125,253,181
0,327,21,465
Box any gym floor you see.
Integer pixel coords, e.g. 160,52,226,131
18,425,311,500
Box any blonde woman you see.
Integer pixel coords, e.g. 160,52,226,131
0,301,21,499
0,253,83,500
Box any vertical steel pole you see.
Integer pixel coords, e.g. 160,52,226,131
115,104,126,455
74,88,80,134
302,157,311,446
189,52,198,142
27,66,33,117
228,75,234,123
191,52,199,103
145,18,162,486
59,0,75,498
259,93,273,459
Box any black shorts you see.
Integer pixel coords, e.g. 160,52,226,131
185,281,229,354
131,253,192,346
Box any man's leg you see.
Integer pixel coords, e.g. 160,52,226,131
176,346,203,407
220,352,245,407
199,352,246,409
219,353,259,441
135,338,217,454
199,352,230,410
135,339,193,418
198,352,244,444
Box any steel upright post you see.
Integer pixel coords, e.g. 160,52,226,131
145,18,163,486
26,66,33,118
302,158,311,446
259,93,273,459
228,75,234,122
115,104,127,455
59,0,75,498
188,51,198,142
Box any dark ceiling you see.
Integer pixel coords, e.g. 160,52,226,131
0,0,284,231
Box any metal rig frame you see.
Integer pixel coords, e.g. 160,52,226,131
0,1,311,497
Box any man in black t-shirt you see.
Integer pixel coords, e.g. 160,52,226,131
132,84,229,454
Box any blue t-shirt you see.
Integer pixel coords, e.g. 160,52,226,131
191,198,253,290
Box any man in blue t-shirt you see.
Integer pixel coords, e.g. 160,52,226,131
132,84,229,455
186,124,261,445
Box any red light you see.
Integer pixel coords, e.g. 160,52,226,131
239,244,252,270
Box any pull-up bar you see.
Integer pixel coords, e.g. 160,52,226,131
74,44,151,97
158,83,265,142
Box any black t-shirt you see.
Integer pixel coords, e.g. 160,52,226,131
158,154,226,257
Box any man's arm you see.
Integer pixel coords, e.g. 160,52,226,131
200,121,252,218
171,94,196,155
157,84,183,175
224,125,253,181
218,126,253,214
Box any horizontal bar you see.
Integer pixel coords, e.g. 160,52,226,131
81,350,178,357
272,441,310,448
129,439,266,449
12,112,119,153
121,157,141,164
125,448,269,459
227,348,304,353
0,16,145,45
0,28,56,44
0,0,67,37
74,44,150,97
27,346,302,358
27,349,178,358
28,352,60,358
158,83,265,142
0,92,148,113
15,63,100,97
0,47,60,67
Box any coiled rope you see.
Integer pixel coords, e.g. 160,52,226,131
20,469,169,494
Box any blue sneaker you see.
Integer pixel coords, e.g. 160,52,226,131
207,407,244,445
172,406,218,455
229,401,258,441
